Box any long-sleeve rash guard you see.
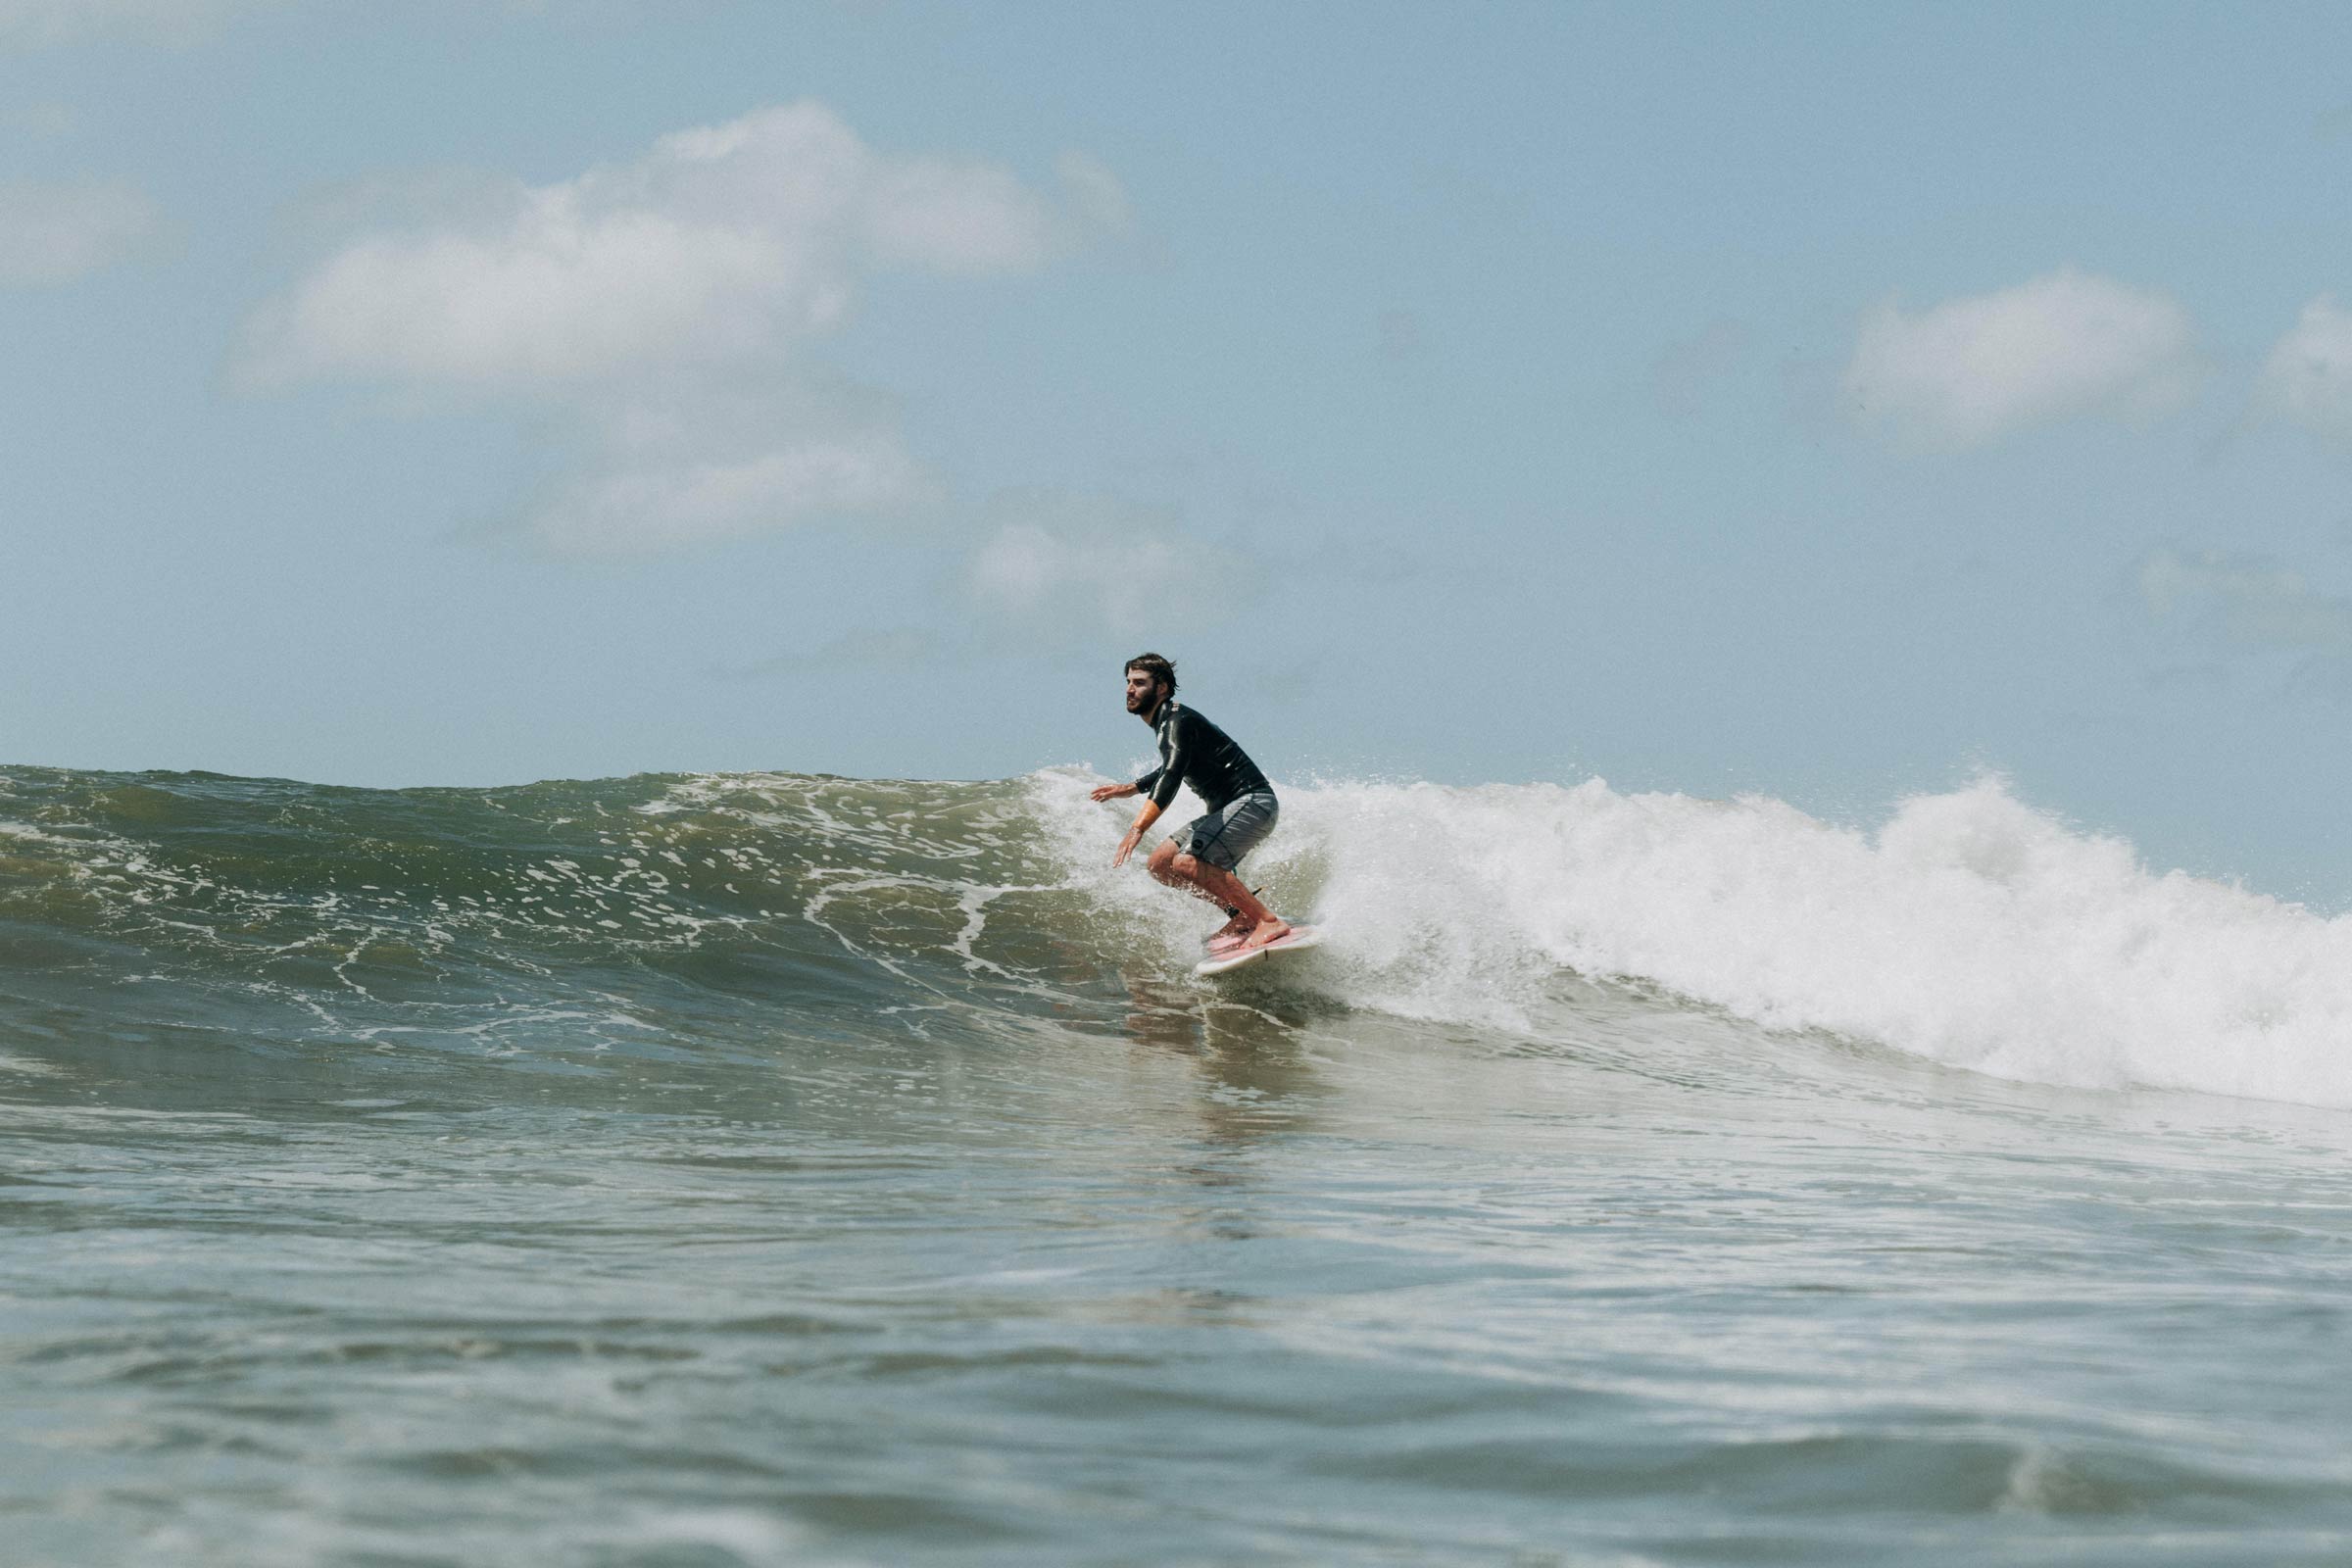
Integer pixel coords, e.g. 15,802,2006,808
1134,702,1274,814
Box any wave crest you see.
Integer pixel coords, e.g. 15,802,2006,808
1037,769,2352,1108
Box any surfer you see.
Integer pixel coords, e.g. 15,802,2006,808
1091,653,1293,954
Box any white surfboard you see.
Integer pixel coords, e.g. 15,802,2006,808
1194,924,1324,978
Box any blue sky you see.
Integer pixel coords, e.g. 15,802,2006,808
13,1,2352,896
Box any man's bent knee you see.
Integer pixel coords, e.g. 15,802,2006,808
1171,852,1202,880
1147,840,1179,874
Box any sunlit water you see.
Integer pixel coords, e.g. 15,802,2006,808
7,766,2352,1565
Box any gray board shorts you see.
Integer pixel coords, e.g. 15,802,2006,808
1175,791,1279,872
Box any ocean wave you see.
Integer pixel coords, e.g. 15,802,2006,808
6,764,2352,1110
1034,768,2352,1107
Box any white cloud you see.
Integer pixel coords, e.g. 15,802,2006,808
0,0,283,47
2139,547,2352,651
1844,269,2201,452
0,177,158,285
242,102,1091,390
966,492,1256,637
970,520,1182,634
241,102,1126,554
511,371,939,556
2254,296,2352,444
534,430,932,556
246,207,794,388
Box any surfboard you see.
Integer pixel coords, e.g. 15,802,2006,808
1194,924,1323,978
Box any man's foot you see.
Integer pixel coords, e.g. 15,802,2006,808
1202,909,1251,952
1241,918,1293,951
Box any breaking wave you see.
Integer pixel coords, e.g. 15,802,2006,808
5,762,2350,1109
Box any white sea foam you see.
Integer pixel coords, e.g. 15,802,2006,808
1034,768,2352,1109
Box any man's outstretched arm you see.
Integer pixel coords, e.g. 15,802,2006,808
1113,800,1163,866
1089,779,1160,865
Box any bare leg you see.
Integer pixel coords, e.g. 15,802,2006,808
1192,863,1289,947
1147,839,1228,909
1145,841,1292,949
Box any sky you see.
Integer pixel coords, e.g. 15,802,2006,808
13,0,2352,898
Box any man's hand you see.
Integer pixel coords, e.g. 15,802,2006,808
1111,797,1161,867
1090,781,1138,803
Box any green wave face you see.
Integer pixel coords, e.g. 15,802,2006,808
0,767,1208,1111
20,761,2352,1118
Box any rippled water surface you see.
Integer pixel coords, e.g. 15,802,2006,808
7,766,2352,1565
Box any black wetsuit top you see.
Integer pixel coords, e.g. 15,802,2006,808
1134,701,1274,814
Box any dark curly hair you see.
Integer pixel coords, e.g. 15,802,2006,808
1124,652,1177,697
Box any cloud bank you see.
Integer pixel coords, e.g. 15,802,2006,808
965,491,1257,639
0,177,159,284
243,101,1123,554
2254,296,2352,445
1845,269,2200,452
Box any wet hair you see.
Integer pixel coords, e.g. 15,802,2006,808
1124,653,1177,698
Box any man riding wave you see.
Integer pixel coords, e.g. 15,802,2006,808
1090,653,1293,954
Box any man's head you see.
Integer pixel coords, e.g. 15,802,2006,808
1124,653,1176,718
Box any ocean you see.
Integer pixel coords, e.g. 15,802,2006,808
7,762,2352,1565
